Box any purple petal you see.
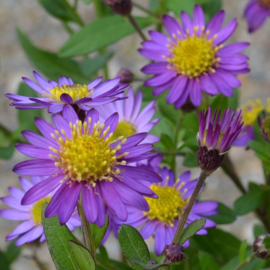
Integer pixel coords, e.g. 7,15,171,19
7,221,34,238
218,42,250,55
0,209,29,220
193,5,205,30
22,130,57,149
102,112,119,138
155,223,166,256
163,15,183,38
15,144,52,159
141,63,169,75
15,226,43,246
190,79,202,106
167,76,188,104
82,185,98,223
149,30,168,45
22,77,45,94
214,19,237,45
62,104,79,124
60,93,73,104
200,74,219,95
19,176,33,192
145,72,176,87
139,49,167,62
205,11,225,38
140,221,157,239
88,77,103,89
181,11,193,35
48,103,64,114
33,71,52,90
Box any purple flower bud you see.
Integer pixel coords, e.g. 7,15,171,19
258,111,270,142
165,243,184,263
117,68,134,83
253,234,270,259
102,0,132,16
197,107,243,172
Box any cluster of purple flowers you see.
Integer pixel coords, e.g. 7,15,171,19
1,4,248,256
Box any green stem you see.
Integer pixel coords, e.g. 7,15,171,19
62,21,74,35
77,196,96,258
235,254,256,270
153,149,185,156
127,14,147,41
93,0,104,18
132,2,160,18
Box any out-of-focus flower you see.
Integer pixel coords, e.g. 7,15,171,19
140,5,249,108
0,176,80,246
253,234,270,259
96,87,159,145
101,0,132,16
244,0,270,33
197,107,243,172
120,168,218,256
258,111,270,142
234,99,270,146
14,105,161,226
117,68,134,84
6,71,128,113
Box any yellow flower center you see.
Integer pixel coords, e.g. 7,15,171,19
50,119,128,185
46,84,91,103
241,99,264,126
166,27,222,79
259,0,270,8
109,121,136,142
262,116,270,139
144,182,187,226
31,197,51,225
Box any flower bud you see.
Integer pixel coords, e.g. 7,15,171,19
117,68,134,83
253,234,270,259
165,243,184,263
102,0,132,16
147,260,156,265
258,112,270,142
181,99,196,112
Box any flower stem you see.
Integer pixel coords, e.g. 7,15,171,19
172,170,210,244
127,14,147,41
132,2,159,18
77,196,96,258
235,254,256,270
153,149,185,156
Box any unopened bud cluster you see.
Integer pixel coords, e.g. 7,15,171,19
102,0,132,16
165,243,184,263
253,234,270,259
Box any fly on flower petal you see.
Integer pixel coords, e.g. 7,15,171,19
244,0,270,33
14,105,161,226
6,71,128,113
140,5,249,108
0,176,80,246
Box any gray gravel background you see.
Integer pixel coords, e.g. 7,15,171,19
0,0,270,269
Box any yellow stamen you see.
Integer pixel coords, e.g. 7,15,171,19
166,27,221,79
50,118,128,186
144,183,187,226
44,84,91,103
109,121,136,142
31,197,51,225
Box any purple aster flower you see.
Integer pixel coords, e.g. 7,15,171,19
244,0,270,33
96,87,159,145
6,71,128,114
0,176,80,246
13,105,161,226
197,107,243,172
140,5,249,108
119,168,218,256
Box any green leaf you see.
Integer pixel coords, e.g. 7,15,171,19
90,216,109,249
234,191,265,215
239,240,247,263
183,152,198,167
228,88,239,109
0,144,16,160
210,94,229,112
82,0,92,3
42,205,80,270
98,246,110,263
179,218,206,245
209,203,237,224
59,16,154,58
6,240,21,265
199,252,219,270
201,0,222,18
80,51,113,77
39,0,82,24
166,0,195,16
132,258,169,269
248,140,270,162
160,134,175,149
17,28,90,83
69,240,95,270
191,228,241,263
253,224,266,238
0,250,10,270
118,225,150,270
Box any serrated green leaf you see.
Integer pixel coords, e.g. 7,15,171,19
179,218,206,245
239,240,247,263
209,203,236,224
17,28,90,83
90,216,109,250
39,0,82,24
234,191,265,215
132,258,169,270
6,240,21,265
199,252,219,270
80,51,113,77
166,0,195,16
118,225,150,270
42,205,80,270
69,240,96,270
59,16,154,58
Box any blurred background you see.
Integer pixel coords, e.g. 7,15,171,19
0,0,270,269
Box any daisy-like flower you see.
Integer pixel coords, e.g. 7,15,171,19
0,176,80,246
234,99,270,146
197,107,243,172
121,168,218,256
244,0,270,33
96,87,159,145
140,5,249,108
13,105,161,226
6,71,128,113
